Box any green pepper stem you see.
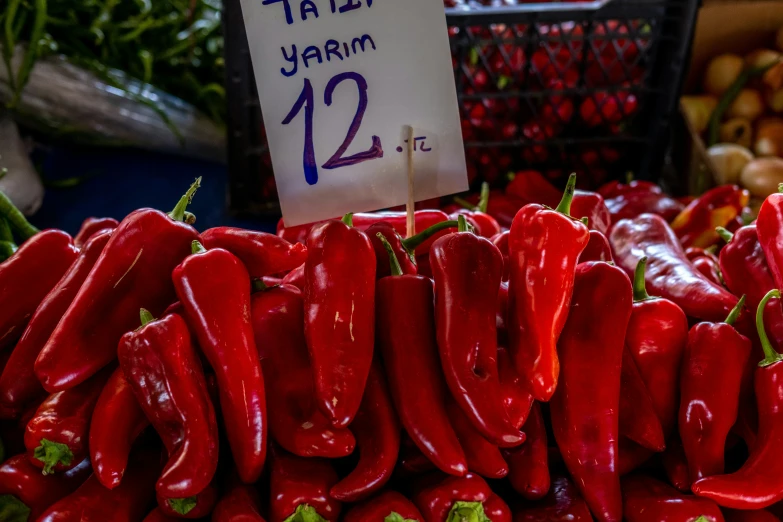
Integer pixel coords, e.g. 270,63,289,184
445,501,491,522
283,504,329,522
139,308,155,326
252,279,268,293
716,227,733,244
168,496,197,515
757,289,783,367
555,173,577,217
0,191,38,240
33,439,73,475
725,295,745,326
625,171,634,184
376,233,403,277
0,494,31,521
453,196,475,211
191,240,207,254
580,216,589,226
401,220,459,252
633,257,652,302
0,217,13,243
169,177,201,223
477,182,490,214
384,513,417,522
342,213,354,227
457,215,470,233
0,241,17,261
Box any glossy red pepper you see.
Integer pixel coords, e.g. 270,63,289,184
0,230,111,416
579,230,614,263
757,192,783,293
662,437,691,493
343,491,424,522
610,214,738,322
118,311,218,499
605,191,685,224
0,229,78,351
491,231,510,281
619,348,665,452
35,179,201,392
671,185,750,249
36,448,161,522
485,494,512,522
508,174,590,401
431,217,522,447
513,474,593,522
622,474,724,522
251,284,355,459
723,509,781,521
412,472,500,522
570,190,612,234
375,244,467,477
503,402,549,500
680,298,751,485
598,179,661,199
330,359,400,502
552,261,632,522
156,483,218,519
212,481,266,522
305,216,376,428
692,289,783,509
269,448,341,522
689,249,724,286
173,241,266,484
398,434,437,476
89,367,149,489
497,345,533,430
25,367,112,474
446,399,508,480
282,262,306,291
200,226,307,278
0,455,90,519
73,217,119,248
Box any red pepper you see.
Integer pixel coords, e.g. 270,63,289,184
692,289,783,509
89,368,149,489
605,191,685,224
282,263,306,291
570,190,612,235
619,348,665,452
212,481,266,522
505,170,561,206
368,221,459,279
305,216,376,428
118,311,218,499
503,402,549,500
398,434,437,476
662,437,691,493
723,509,781,521
450,183,502,239
73,217,119,248
687,247,724,286
25,367,112,474
200,226,307,278
0,455,91,519
610,214,738,322
330,359,400,502
412,472,501,522
680,297,751,485
579,230,614,263
598,180,661,199
622,474,724,521
156,483,217,519
484,494,512,522
552,261,632,522
343,491,424,522
375,241,467,477
453,190,525,230
173,241,266,484
251,284,355,459
35,179,201,392
671,185,750,249
0,229,78,351
445,399,508,480
0,230,111,415
269,448,341,522
513,474,593,522
143,508,181,522
497,346,533,430
757,192,783,293
508,174,590,401
431,216,523,447
491,231,510,281
36,447,161,522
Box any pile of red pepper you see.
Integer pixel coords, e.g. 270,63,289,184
1,170,783,522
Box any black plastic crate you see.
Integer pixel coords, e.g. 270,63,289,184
223,0,700,215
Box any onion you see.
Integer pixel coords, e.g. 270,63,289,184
708,143,755,185
777,26,783,53
704,54,744,96
754,117,783,157
719,118,753,148
746,49,782,69
766,88,783,113
740,157,783,198
681,95,718,133
727,89,764,121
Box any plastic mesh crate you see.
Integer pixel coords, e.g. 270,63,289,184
223,0,700,215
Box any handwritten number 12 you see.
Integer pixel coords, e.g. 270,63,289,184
281,72,383,185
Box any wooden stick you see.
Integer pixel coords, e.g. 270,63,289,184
406,125,415,238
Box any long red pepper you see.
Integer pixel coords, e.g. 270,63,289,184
0,230,111,416
692,289,783,509
36,448,160,522
431,216,523,447
605,191,685,224
508,174,590,401
282,262,306,291
173,241,267,484
269,448,341,522
375,238,467,477
251,284,355,458
89,368,149,489
0,228,78,351
622,474,725,521
212,482,266,522
35,179,201,391
0,455,90,519
200,226,307,277
619,348,665,452
756,191,783,296
25,367,112,474
598,179,661,199
513,474,593,521
118,311,218,499
610,213,738,322
552,261,633,522
343,491,424,522
446,398,509,480
330,359,400,502
662,437,691,493
73,216,118,248
503,402,549,500
156,482,218,519
497,346,533,430
492,231,510,281
680,297,751,485
485,493,513,522
671,185,749,248
412,472,500,522
305,215,376,428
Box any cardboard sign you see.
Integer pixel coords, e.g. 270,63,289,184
239,0,468,226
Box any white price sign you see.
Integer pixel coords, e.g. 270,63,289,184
239,0,469,226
